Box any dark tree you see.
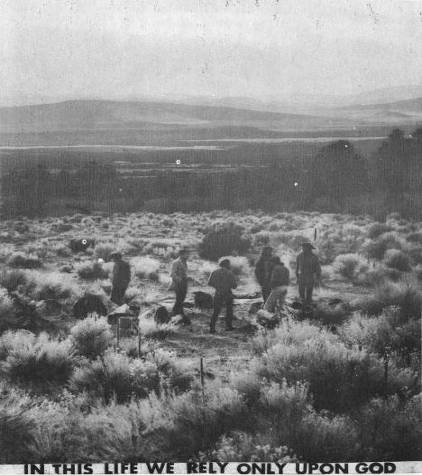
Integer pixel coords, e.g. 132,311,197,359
308,140,368,205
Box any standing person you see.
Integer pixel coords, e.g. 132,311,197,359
170,248,189,323
208,258,237,334
264,256,290,313
296,242,321,305
110,252,131,306
254,246,274,303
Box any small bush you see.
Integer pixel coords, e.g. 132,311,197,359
94,244,115,262
0,386,34,463
332,253,369,283
70,317,113,359
253,320,415,412
384,249,411,272
365,233,403,260
339,309,421,363
207,431,295,462
1,332,74,390
358,394,422,461
131,257,161,280
70,351,160,403
368,223,393,239
312,301,350,325
7,252,42,269
0,287,15,332
406,232,422,244
0,270,29,293
199,223,251,261
76,262,109,280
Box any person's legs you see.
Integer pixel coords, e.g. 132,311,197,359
210,295,222,332
264,287,287,313
298,280,306,301
111,285,126,305
225,297,234,329
305,285,314,305
173,280,187,315
264,289,277,312
261,286,271,303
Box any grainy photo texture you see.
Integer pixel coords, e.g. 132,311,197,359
0,0,421,469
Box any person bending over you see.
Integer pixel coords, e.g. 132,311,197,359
264,256,290,313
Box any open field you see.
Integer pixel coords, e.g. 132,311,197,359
0,210,421,462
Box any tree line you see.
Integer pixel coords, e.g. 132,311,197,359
1,127,421,218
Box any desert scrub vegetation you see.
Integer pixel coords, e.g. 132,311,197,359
199,223,251,261
70,350,160,403
250,318,416,412
0,331,74,391
76,261,109,280
0,210,420,462
70,317,113,359
131,256,161,281
7,252,43,269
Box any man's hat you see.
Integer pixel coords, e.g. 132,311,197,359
218,257,231,268
302,242,315,249
110,251,122,259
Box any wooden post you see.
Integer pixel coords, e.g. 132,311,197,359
200,357,205,403
383,346,390,398
138,328,141,358
116,317,120,350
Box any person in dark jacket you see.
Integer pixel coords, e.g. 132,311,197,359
110,252,131,306
208,258,237,333
170,248,190,323
264,256,290,313
254,246,274,303
296,242,321,305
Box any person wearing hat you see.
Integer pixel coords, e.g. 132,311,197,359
208,258,238,333
254,246,274,303
110,251,131,305
170,248,190,322
296,242,321,305
264,256,290,313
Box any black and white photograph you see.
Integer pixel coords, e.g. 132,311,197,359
0,0,421,470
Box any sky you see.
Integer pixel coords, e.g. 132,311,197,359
0,0,421,105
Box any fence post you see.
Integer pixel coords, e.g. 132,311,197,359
138,328,141,358
116,317,120,350
383,345,391,398
200,357,205,404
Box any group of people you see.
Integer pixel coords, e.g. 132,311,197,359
109,242,322,334
255,242,322,313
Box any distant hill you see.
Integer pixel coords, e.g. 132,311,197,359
0,99,320,134
341,97,422,113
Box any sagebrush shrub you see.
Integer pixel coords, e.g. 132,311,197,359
70,317,113,359
384,249,411,272
2,332,74,390
368,223,393,239
76,262,109,280
199,223,250,261
0,385,34,463
254,320,415,412
0,270,29,292
358,394,422,461
7,252,42,269
332,253,369,283
131,257,161,280
70,351,160,403
206,431,295,462
94,244,115,262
